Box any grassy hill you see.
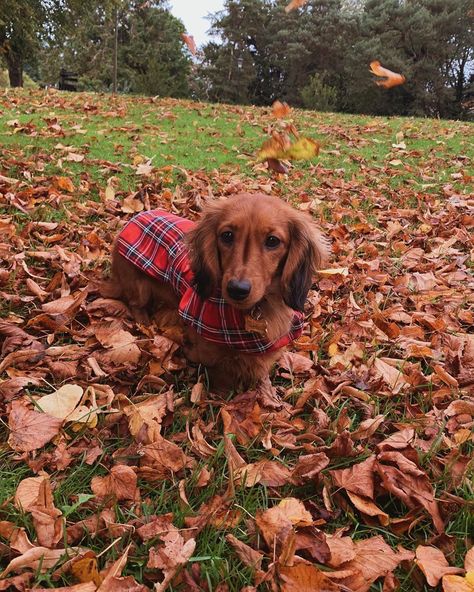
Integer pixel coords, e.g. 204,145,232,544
0,89,473,591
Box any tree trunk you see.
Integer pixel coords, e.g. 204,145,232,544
6,51,23,87
112,7,118,93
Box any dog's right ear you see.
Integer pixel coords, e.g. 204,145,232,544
185,202,222,300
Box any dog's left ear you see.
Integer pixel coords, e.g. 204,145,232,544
281,214,330,311
185,201,223,300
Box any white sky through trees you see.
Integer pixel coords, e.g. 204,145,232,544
170,0,224,47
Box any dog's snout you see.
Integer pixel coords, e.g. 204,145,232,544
227,279,251,300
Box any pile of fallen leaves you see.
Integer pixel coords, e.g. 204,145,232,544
0,88,473,591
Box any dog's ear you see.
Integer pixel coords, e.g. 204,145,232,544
185,201,223,300
281,213,330,311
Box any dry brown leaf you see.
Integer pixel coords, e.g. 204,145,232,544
330,455,376,499
415,545,464,586
95,323,141,365
29,478,63,548
373,358,409,394
71,554,102,586
291,452,330,484
14,475,48,512
278,561,340,591
442,575,474,592
0,546,83,578
226,534,264,570
346,491,390,525
334,536,414,592
148,530,196,592
256,498,312,551
91,465,137,501
8,399,63,452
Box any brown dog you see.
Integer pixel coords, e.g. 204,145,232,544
105,193,329,391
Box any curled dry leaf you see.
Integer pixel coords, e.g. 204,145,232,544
8,399,63,452
369,61,406,89
14,475,48,512
346,491,390,525
29,478,63,548
373,358,409,394
71,554,102,586
0,546,85,578
148,529,196,592
234,459,292,487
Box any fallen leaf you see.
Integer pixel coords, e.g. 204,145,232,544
35,384,83,420
91,465,138,501
416,545,464,586
8,399,63,452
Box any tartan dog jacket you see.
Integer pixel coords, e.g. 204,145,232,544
116,209,304,354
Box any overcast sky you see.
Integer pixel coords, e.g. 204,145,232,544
169,0,225,47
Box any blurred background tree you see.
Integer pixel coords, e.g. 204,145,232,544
1,0,472,118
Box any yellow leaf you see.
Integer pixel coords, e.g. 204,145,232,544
257,136,319,163
317,267,349,276
71,555,102,586
285,137,320,160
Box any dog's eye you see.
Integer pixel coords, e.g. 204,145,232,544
265,235,281,249
220,231,234,245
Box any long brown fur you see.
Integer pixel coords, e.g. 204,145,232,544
104,193,330,392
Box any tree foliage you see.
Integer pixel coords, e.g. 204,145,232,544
200,0,473,118
1,0,472,118
2,0,190,97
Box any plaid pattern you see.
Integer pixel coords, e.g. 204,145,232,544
116,209,304,354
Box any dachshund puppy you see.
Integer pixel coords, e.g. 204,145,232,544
105,193,329,392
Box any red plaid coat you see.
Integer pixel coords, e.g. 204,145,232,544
116,209,304,354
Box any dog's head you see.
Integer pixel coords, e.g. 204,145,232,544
186,193,330,311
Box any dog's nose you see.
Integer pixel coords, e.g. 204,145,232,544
227,279,251,300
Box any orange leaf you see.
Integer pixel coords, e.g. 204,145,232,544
284,0,309,13
278,562,340,591
53,176,75,192
272,100,291,119
369,61,406,89
181,33,197,55
71,554,102,586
